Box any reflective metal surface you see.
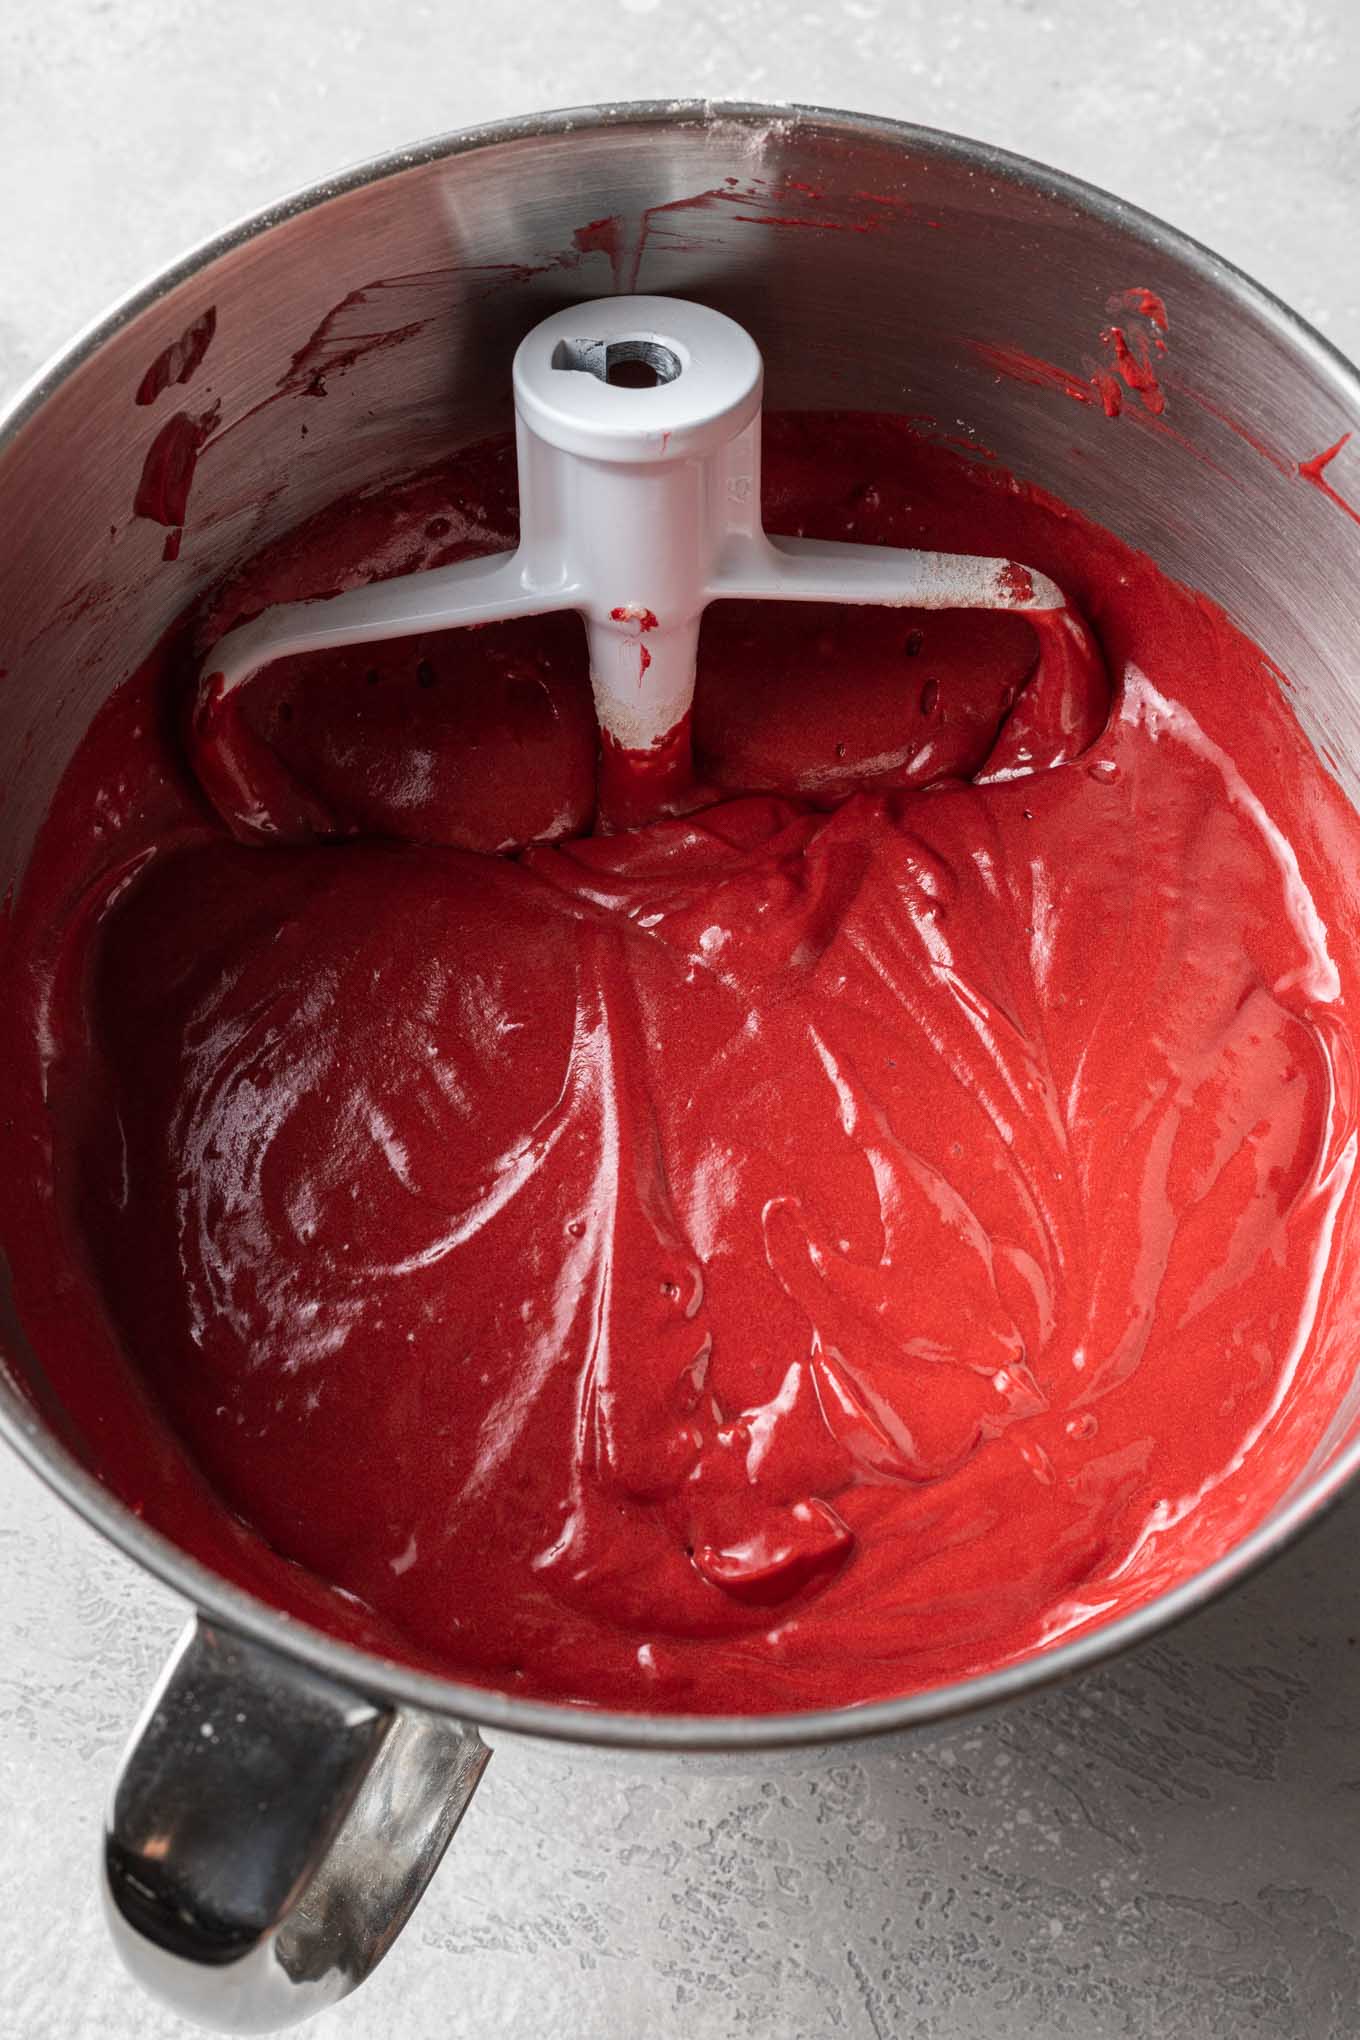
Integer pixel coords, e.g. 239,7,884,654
104,1620,488,2030
1,96,1359,2030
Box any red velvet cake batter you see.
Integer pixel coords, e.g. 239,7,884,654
4,413,1359,1713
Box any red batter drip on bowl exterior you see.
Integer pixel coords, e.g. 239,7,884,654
5,413,1360,1716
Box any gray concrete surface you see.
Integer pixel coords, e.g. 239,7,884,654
2,2,1360,2035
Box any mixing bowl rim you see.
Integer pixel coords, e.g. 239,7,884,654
2,96,1358,1752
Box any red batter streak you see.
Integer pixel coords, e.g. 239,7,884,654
5,414,1360,1715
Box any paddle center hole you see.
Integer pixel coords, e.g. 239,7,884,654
551,337,683,389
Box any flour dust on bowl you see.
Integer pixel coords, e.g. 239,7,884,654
1,102,1359,2034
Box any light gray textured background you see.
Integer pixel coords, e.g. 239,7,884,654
2,3,1360,2036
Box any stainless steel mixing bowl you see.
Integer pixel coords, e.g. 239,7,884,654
2,101,1359,2034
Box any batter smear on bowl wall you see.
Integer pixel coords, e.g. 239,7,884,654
4,407,1360,1715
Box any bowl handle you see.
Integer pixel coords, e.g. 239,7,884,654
102,1616,489,2032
